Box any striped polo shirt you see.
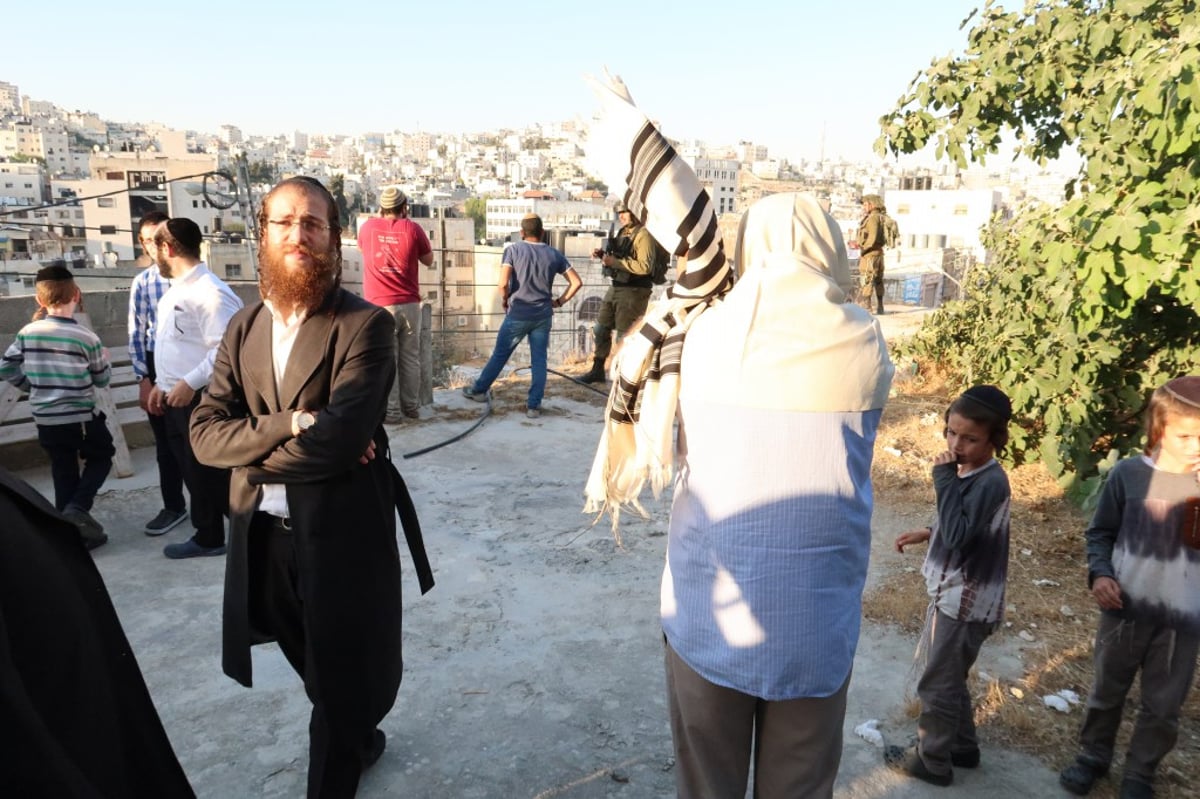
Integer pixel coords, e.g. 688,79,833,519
0,315,111,425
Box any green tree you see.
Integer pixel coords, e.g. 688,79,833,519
879,0,1200,497
246,160,276,184
329,174,350,227
464,196,488,241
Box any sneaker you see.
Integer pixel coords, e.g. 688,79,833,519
144,507,188,536
84,533,109,551
384,411,406,425
526,407,541,419
462,386,488,402
1060,757,1109,796
63,505,106,545
884,745,952,787
163,537,227,559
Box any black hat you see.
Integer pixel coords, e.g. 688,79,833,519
961,385,1012,422
35,263,73,282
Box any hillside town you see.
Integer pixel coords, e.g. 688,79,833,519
0,76,1077,354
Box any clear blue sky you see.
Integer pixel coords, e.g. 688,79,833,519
7,0,991,163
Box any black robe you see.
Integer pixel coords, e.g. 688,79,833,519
0,467,194,799
190,288,420,751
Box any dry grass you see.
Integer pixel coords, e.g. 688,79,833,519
435,355,610,420
864,378,1200,797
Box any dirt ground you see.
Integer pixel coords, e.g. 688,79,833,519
9,305,1126,798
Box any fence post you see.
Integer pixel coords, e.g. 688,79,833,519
420,303,433,406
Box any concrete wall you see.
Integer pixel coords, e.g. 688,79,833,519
0,284,261,353
0,285,260,472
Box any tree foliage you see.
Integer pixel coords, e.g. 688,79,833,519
878,0,1200,497
463,196,488,241
328,175,350,227
246,160,276,184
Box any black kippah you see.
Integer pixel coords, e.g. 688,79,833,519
961,384,1013,422
35,264,73,282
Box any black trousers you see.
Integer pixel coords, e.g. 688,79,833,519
37,413,115,512
145,352,185,513
250,514,376,798
162,394,228,548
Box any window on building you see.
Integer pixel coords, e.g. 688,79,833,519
226,264,242,278
98,197,115,208
426,289,438,300
897,204,910,214
953,205,969,216
455,280,471,297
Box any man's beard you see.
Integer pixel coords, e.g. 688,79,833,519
155,252,172,278
259,242,339,314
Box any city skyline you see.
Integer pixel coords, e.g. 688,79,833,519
8,0,991,163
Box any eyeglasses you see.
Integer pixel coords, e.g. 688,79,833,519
267,217,331,235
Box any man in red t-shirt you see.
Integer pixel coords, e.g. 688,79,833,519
358,187,433,421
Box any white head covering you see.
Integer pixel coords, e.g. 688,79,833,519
687,192,893,412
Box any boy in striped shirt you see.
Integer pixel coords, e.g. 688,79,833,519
0,264,114,549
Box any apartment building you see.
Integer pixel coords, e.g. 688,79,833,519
483,198,608,242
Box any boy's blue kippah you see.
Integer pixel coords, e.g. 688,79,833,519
962,385,1012,422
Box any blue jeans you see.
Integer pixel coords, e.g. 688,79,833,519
471,315,552,409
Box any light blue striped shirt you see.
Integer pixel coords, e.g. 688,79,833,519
661,402,881,700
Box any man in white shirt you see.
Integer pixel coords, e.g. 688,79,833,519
148,217,243,559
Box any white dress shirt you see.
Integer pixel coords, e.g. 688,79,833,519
257,300,307,519
153,262,243,392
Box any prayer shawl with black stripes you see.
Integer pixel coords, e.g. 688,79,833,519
582,72,735,536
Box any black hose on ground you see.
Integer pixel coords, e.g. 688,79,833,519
398,364,609,458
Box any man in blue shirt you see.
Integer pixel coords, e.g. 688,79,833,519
462,214,581,418
127,211,188,535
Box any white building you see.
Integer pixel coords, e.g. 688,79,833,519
884,187,1002,262
687,156,740,214
0,162,46,207
483,198,608,242
0,82,19,114
54,151,241,264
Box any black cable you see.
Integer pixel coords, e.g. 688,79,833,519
401,393,492,459
515,365,610,397
400,364,607,458
0,170,235,217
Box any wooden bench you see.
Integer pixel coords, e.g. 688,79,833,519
0,313,138,476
